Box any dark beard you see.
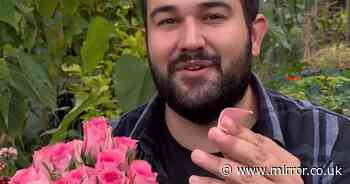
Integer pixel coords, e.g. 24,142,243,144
148,41,252,125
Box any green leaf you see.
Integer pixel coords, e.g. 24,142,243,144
63,13,87,45
8,64,39,102
49,86,108,143
19,53,56,109
0,59,11,132
22,20,37,51
0,58,10,81
61,63,82,74
80,0,96,11
61,0,79,15
81,17,114,75
127,149,137,165
113,55,156,112
7,89,28,137
0,87,11,132
16,1,34,14
0,0,16,29
135,0,145,24
3,44,17,57
37,0,59,17
0,60,28,138
8,53,56,110
44,15,65,58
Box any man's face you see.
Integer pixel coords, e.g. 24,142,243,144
146,0,254,124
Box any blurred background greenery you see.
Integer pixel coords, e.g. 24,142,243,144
0,0,349,176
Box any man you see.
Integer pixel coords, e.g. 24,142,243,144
113,0,350,183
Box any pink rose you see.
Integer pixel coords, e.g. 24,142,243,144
67,140,83,164
113,137,138,154
0,147,17,160
80,177,98,184
67,166,94,180
83,117,113,159
52,178,69,184
98,169,127,184
33,142,76,177
95,149,126,171
9,167,49,184
54,166,95,184
128,160,157,184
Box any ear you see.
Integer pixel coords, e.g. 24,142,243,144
251,14,268,57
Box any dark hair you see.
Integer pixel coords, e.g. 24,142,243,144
241,0,260,28
138,0,259,29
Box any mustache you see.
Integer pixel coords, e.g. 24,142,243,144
169,50,221,73
171,50,220,63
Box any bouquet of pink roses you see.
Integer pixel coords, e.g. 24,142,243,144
9,117,158,184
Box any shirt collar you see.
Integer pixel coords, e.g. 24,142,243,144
250,73,286,146
129,72,286,147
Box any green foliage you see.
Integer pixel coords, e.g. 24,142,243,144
314,4,348,47
49,85,108,143
274,74,350,116
61,61,121,120
0,0,152,174
256,0,350,117
37,0,59,17
113,55,155,112
2,161,17,177
81,16,114,75
255,0,305,81
0,0,17,30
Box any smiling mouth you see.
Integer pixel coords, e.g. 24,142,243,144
175,60,217,72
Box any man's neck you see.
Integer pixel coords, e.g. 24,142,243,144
164,85,258,153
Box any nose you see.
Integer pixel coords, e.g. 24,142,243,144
178,18,205,51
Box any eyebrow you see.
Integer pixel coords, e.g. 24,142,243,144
150,5,177,19
149,1,232,19
199,1,232,11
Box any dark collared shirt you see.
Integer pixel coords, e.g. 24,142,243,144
112,73,350,184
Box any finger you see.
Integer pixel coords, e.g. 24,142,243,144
208,127,302,182
191,149,274,184
189,175,225,184
191,149,234,178
208,127,276,167
220,116,300,166
218,108,254,133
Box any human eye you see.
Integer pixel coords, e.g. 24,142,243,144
157,17,178,26
202,13,227,23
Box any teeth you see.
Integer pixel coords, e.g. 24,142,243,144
186,66,202,70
